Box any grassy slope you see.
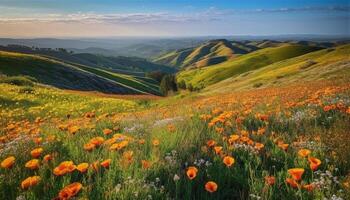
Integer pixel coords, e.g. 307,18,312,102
0,51,161,95
206,44,350,93
177,44,322,89
154,39,252,69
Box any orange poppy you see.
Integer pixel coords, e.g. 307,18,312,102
228,135,239,145
53,161,76,176
141,160,151,169
110,141,129,150
91,161,100,172
265,176,275,186
58,182,82,199
186,166,198,180
302,183,315,191
205,181,218,193
138,139,145,145
308,157,321,171
298,149,311,158
255,143,264,151
1,156,15,169
90,137,105,146
123,151,133,162
84,143,96,151
278,143,289,151
286,178,299,188
223,156,235,167
101,159,111,168
68,125,80,135
21,176,41,190
43,154,53,162
214,146,223,154
207,139,216,147
152,139,160,146
33,137,43,145
103,128,113,135
25,159,40,170
76,163,89,173
30,148,43,158
288,168,304,181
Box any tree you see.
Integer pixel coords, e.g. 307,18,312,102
177,79,186,89
160,74,178,96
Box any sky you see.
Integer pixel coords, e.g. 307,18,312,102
0,0,349,38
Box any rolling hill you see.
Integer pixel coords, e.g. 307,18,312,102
153,39,257,69
205,44,350,93
0,51,162,95
176,44,323,90
0,45,176,75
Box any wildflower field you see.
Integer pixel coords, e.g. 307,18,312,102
1,79,350,200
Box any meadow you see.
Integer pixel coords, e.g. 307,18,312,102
1,77,350,199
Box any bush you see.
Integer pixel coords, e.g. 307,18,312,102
0,75,36,86
160,74,178,96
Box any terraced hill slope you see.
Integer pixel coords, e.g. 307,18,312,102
176,44,322,90
0,51,162,95
154,39,256,69
205,44,350,93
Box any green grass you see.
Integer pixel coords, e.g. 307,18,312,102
205,44,350,93
177,44,322,90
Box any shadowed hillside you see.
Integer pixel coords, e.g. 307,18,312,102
0,51,162,95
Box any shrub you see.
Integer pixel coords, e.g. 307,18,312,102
0,76,36,86
18,86,35,94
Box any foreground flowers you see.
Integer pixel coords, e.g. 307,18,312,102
288,168,304,181
21,176,41,190
1,156,15,169
58,182,82,199
205,181,218,193
186,166,198,180
223,156,235,167
308,157,321,171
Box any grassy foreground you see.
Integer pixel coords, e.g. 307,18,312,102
0,81,350,200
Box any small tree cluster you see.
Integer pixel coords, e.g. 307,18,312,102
160,74,178,96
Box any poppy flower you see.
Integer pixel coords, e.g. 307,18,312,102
101,159,111,168
25,159,40,170
1,156,15,169
89,137,105,146
110,141,129,150
278,143,289,151
21,176,41,190
43,154,53,162
84,143,96,151
68,125,80,135
53,161,76,176
103,128,113,135
207,140,216,147
228,135,239,145
33,137,43,145
298,149,311,158
138,139,145,145
265,176,275,186
152,139,160,146
30,148,43,158
214,146,223,154
186,166,198,180
288,168,304,181
141,160,151,169
286,178,299,188
223,156,235,167
58,182,82,199
308,157,321,171
302,183,315,191
205,181,218,193
76,163,89,173
255,143,264,151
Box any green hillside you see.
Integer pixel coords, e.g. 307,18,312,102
0,51,162,95
153,39,255,69
176,44,322,90
205,44,350,93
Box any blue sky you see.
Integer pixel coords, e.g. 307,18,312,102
0,0,349,37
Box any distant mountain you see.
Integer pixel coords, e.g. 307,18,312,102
0,51,162,95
